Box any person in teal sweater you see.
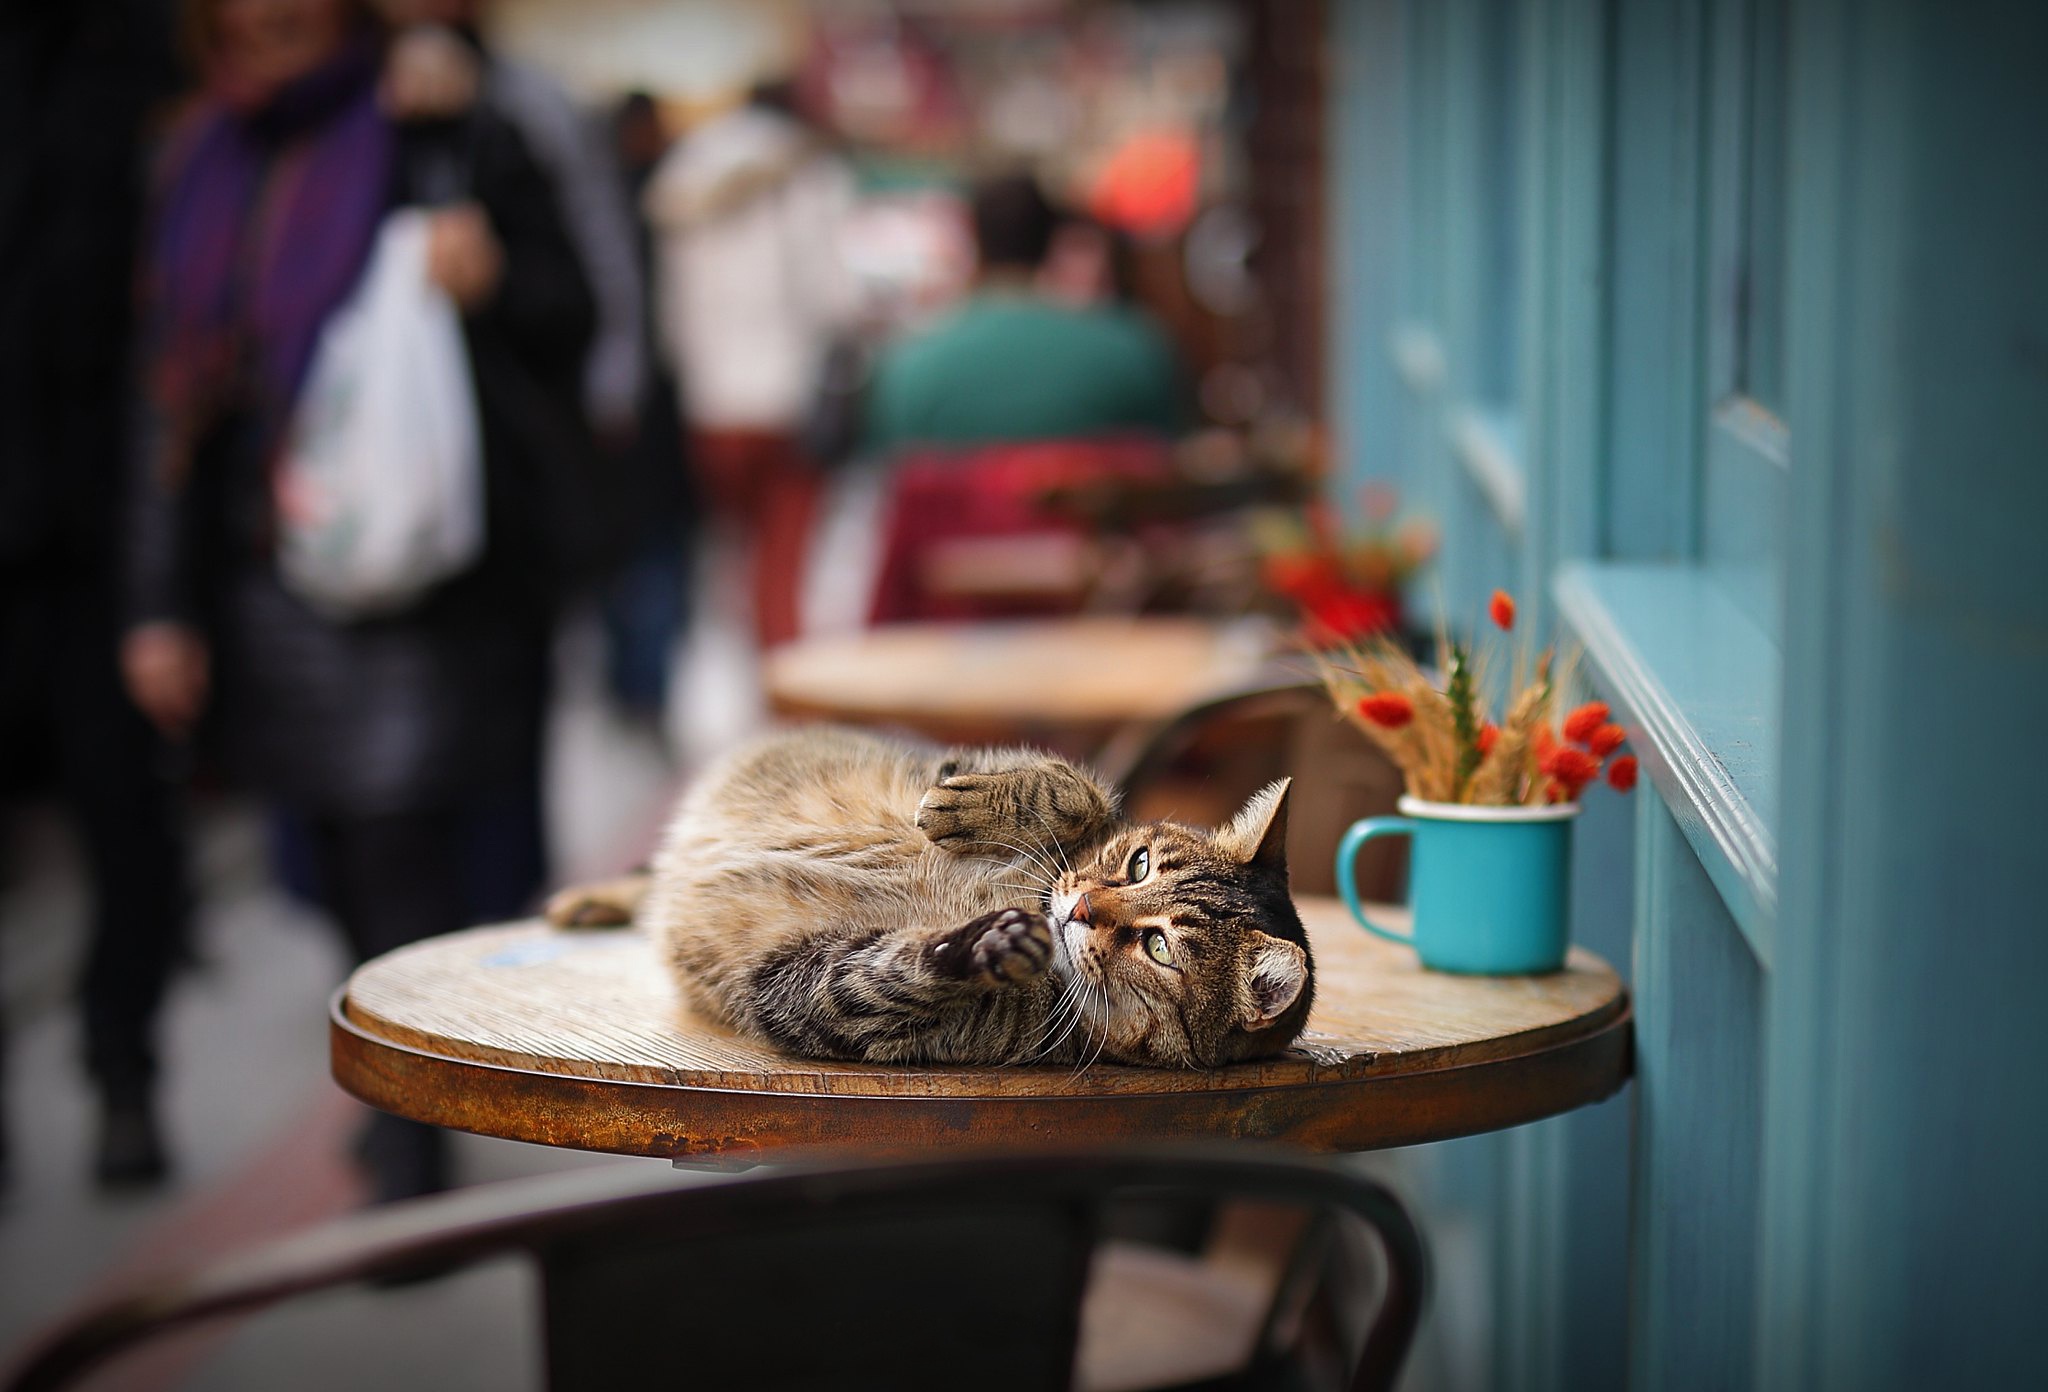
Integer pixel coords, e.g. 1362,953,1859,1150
864,175,1185,455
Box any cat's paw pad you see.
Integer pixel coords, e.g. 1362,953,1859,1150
934,907,1054,984
970,907,1055,983
915,775,1000,845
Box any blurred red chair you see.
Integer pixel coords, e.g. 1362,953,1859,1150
867,438,1174,624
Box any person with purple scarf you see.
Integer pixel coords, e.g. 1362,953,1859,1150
123,0,595,1201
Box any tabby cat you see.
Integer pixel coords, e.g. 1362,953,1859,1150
547,725,1313,1068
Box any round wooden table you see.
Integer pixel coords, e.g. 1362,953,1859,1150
331,898,1631,1165
762,616,1281,747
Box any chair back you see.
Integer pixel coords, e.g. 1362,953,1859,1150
868,438,1173,623
5,1150,1422,1392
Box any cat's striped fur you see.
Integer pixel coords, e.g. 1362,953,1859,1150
555,725,1312,1068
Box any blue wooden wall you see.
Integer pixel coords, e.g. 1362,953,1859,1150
1323,0,2048,1386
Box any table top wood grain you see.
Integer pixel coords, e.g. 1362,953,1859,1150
761,617,1281,746
332,897,1631,1164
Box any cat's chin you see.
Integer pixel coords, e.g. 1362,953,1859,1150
1056,916,1090,973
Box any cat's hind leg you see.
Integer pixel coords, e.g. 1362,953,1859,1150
746,908,1056,1063
543,872,652,928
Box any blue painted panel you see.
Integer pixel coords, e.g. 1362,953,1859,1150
1471,0,1526,407
1547,783,1635,1392
1396,324,1455,637
1451,406,1527,541
1554,563,1778,958
1697,0,1791,647
1700,414,1786,643
1761,0,2048,1385
1628,795,1763,1389
1438,0,1484,407
1404,0,1448,328
1602,0,1705,564
1326,0,1410,496
1491,786,1638,1392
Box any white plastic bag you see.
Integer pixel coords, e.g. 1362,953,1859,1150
275,208,484,618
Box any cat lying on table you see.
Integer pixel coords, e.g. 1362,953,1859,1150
546,725,1312,1069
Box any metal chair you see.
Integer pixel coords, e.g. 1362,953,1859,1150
5,1149,1422,1392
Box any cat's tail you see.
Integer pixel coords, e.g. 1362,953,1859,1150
543,872,652,929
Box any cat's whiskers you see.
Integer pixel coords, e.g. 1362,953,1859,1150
1022,929,1082,1061
1058,979,1097,1062
957,855,1052,902
1079,985,1115,1071
1068,977,1108,1075
1025,978,1083,1061
1061,987,1091,1073
1023,804,1075,880
963,833,1062,885
1041,1001,1084,1064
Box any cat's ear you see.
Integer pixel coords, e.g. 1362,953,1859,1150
1239,931,1309,1031
1217,778,1291,874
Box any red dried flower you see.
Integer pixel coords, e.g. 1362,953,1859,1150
1587,723,1627,758
1358,692,1415,729
1260,553,1341,603
1607,754,1639,792
1476,722,1501,757
1488,589,1516,631
1540,746,1601,798
1563,701,1611,745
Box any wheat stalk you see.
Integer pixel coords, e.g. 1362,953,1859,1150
1467,653,1552,805
1315,632,1586,807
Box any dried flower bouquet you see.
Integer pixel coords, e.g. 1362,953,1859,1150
1254,483,1438,646
1316,589,1638,807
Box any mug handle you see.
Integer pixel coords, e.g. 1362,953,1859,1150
1337,817,1417,945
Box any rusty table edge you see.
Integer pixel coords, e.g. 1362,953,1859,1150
330,987,1634,1160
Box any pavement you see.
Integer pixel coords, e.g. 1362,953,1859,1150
0,478,886,1391
0,623,683,1391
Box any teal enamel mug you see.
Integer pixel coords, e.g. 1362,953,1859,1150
1336,796,1578,974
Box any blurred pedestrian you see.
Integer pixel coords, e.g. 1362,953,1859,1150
378,4,693,726
864,173,1184,454
644,79,856,651
595,90,694,722
124,0,594,1201
0,0,187,1190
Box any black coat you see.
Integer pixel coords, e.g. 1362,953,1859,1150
127,108,596,817
0,0,176,577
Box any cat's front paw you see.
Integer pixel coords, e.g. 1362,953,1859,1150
933,907,1055,984
915,774,1001,847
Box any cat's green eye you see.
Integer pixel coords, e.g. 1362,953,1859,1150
1127,847,1151,881
1144,929,1173,966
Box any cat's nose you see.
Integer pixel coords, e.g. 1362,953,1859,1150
1070,892,1092,924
